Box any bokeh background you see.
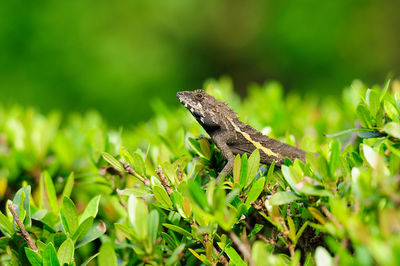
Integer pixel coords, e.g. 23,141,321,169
1,0,399,125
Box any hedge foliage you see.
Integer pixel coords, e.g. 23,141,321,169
0,77,399,265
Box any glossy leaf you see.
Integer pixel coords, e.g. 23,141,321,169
102,152,124,172
239,153,248,187
128,195,148,240
79,195,101,224
132,152,146,176
0,211,13,236
13,186,31,227
383,100,399,122
147,210,159,244
60,196,79,235
72,217,94,243
162,223,192,238
328,140,341,177
43,171,59,213
384,122,400,138
57,238,74,265
356,104,373,128
25,248,42,266
98,242,117,266
76,221,106,248
246,149,260,187
61,172,74,200
245,177,265,207
233,154,241,184
269,191,300,206
43,243,60,266
152,184,173,209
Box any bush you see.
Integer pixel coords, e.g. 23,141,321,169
0,78,399,265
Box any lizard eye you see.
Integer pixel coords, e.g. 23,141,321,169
195,93,203,100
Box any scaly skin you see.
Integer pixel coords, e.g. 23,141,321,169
177,89,306,182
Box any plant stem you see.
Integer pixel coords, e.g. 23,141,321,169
8,202,38,252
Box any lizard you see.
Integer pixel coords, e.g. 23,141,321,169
177,89,306,182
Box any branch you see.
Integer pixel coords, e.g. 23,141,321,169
229,231,255,266
8,203,38,252
120,160,150,187
213,246,229,266
177,163,183,182
155,165,173,195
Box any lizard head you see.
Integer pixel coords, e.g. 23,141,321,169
177,89,236,128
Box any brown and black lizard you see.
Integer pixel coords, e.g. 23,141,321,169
177,89,306,182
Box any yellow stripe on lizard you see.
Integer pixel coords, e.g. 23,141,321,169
228,119,282,159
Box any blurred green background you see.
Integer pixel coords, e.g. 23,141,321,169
1,0,399,125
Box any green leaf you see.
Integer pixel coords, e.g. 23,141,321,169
76,221,106,248
199,138,211,159
79,195,101,224
57,238,74,265
117,188,151,197
60,196,79,235
115,223,136,240
61,172,74,200
287,216,296,241
281,165,299,192
266,161,275,181
13,186,31,228
248,224,264,238
17,191,26,224
188,137,210,159
128,195,148,240
132,152,146,176
43,243,60,266
328,140,341,177
325,128,378,138
0,210,13,236
81,253,99,266
269,191,300,206
233,154,241,184
358,130,384,139
188,180,209,211
166,244,185,266
171,191,187,218
119,146,134,165
362,144,379,169
25,248,42,266
383,100,399,122
102,152,124,172
147,210,159,244
43,171,59,213
356,104,373,128
245,177,265,207
239,153,248,187
379,78,391,102
161,232,177,250
162,223,192,238
72,217,94,243
218,243,246,266
246,149,260,187
384,122,400,138
366,89,380,117
299,183,332,197
98,242,117,266
152,184,173,209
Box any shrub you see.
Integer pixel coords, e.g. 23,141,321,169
0,78,399,265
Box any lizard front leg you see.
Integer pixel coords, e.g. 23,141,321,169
212,133,235,184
